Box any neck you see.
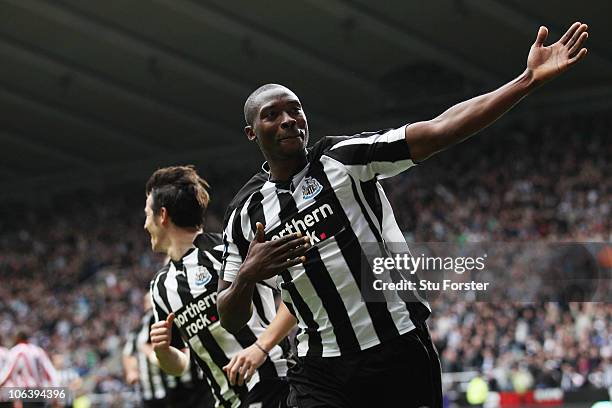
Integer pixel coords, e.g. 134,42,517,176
268,152,308,182
166,228,200,261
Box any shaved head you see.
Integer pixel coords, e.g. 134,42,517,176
244,83,293,126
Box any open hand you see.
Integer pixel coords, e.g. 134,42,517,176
240,222,310,282
527,22,588,85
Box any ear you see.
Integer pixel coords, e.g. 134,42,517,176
159,207,170,225
245,125,257,142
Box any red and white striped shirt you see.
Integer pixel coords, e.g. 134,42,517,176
0,347,8,380
0,343,59,388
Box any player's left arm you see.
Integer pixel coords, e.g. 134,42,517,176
406,22,589,162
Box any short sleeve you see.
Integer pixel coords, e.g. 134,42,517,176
325,126,415,181
220,207,246,283
123,332,136,357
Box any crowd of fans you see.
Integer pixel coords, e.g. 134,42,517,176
385,113,611,393
0,113,609,401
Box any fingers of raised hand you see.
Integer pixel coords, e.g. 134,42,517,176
566,24,588,50
568,48,588,66
568,31,588,57
559,22,581,45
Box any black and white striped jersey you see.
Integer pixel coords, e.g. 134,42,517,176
222,126,431,358
123,310,206,402
150,233,288,408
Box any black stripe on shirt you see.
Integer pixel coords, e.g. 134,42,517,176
191,354,235,408
360,180,384,231
154,266,172,316
194,329,239,398
326,135,411,166
280,271,323,357
252,288,271,326
247,191,265,233
232,206,251,258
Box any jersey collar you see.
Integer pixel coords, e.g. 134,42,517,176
261,161,310,192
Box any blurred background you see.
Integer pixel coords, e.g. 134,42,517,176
0,0,610,406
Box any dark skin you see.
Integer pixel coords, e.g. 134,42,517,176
218,22,589,333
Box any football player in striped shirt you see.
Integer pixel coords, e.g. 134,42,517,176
217,22,589,408
144,165,302,408
123,292,213,408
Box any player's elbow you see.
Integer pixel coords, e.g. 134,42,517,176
218,307,250,334
217,296,252,334
219,317,243,334
406,119,451,161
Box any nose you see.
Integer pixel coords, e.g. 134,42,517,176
280,111,296,129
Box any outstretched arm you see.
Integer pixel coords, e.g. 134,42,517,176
406,22,589,162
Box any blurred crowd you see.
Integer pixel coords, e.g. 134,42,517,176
388,114,610,243
0,113,609,399
385,113,611,393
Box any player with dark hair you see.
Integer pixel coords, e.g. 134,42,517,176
145,165,293,408
217,23,589,408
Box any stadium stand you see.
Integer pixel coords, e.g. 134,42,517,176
0,113,609,405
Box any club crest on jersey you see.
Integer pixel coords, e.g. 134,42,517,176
302,177,323,200
195,266,212,286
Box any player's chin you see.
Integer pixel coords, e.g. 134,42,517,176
278,138,306,155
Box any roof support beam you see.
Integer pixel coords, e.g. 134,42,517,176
0,130,94,169
348,85,612,132
0,29,235,141
466,0,612,69
156,0,383,97
304,0,502,86
13,0,338,127
0,143,259,201
0,84,161,155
